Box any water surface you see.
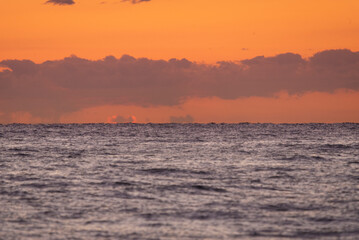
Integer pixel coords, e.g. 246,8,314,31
1,123,358,239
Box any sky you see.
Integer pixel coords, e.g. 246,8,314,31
0,0,359,123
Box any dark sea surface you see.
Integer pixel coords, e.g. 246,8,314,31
1,123,359,240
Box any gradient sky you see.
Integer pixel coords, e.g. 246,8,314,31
1,0,359,123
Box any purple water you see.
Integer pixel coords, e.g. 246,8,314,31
1,123,359,239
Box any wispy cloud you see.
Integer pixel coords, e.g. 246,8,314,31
122,0,151,4
46,0,75,5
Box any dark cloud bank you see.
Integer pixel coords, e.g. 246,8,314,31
1,49,359,121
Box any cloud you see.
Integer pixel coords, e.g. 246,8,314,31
122,0,151,4
1,49,358,122
46,0,75,5
170,114,194,123
0,66,11,73
108,115,136,123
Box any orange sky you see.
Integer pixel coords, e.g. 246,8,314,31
8,90,357,124
1,0,359,123
1,0,358,63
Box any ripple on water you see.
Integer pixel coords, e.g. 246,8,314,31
0,123,358,239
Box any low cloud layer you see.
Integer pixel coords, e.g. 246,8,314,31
46,0,75,5
1,49,359,122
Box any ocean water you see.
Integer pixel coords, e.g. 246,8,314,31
0,123,359,240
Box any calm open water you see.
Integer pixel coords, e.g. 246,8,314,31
0,123,359,239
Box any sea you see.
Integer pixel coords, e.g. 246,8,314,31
0,123,359,240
